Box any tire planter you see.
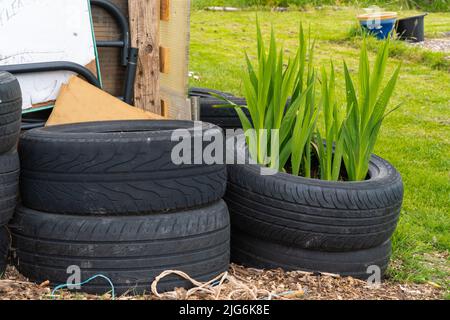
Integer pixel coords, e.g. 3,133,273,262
226,142,403,252
0,226,10,277
0,72,22,154
189,87,236,99
0,150,20,226
225,136,403,277
11,200,230,294
189,87,248,130
19,120,227,215
232,232,391,279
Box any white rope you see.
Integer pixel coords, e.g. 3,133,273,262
151,269,281,300
151,270,228,299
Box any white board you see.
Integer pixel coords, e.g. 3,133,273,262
0,0,97,110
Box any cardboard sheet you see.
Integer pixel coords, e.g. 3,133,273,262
46,76,164,126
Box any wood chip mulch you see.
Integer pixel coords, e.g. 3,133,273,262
0,264,444,301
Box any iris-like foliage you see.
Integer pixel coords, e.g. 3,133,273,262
219,22,400,182
313,63,346,181
341,39,401,181
234,20,318,176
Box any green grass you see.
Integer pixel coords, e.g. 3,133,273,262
190,7,450,295
193,0,450,12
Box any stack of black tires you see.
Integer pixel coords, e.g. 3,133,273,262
12,120,230,294
0,72,22,277
226,142,403,279
191,87,403,279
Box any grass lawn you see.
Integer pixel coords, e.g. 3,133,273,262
189,7,450,295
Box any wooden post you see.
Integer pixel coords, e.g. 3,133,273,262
128,0,161,114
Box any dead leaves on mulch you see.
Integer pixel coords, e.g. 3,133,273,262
0,268,51,300
0,264,444,301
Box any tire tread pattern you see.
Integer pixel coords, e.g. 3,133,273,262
0,151,20,226
11,201,231,294
225,149,403,251
231,232,391,279
19,121,227,215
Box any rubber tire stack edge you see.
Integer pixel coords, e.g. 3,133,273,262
0,72,22,154
11,200,231,294
19,121,227,215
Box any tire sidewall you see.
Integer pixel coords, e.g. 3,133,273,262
226,134,404,251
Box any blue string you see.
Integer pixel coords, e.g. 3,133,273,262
51,274,115,299
211,280,221,287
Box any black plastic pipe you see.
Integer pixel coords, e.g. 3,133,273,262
90,0,138,104
91,0,130,66
0,61,101,88
0,61,102,131
123,48,138,105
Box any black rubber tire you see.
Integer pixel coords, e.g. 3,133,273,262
0,72,22,104
0,226,10,277
19,120,227,215
189,87,248,130
225,137,403,252
0,72,22,154
189,87,236,99
0,150,20,226
11,201,230,295
231,232,391,280
199,97,249,130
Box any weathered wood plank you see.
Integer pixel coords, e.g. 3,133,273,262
128,0,161,113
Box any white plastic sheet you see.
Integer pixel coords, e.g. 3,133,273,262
0,0,96,110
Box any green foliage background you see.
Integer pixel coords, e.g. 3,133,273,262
193,0,449,12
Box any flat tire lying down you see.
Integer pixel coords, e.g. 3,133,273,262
11,201,230,295
19,120,227,215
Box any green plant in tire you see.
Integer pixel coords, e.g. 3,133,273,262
217,21,318,176
313,63,346,181
313,39,401,181
341,39,402,181
218,23,401,182
222,28,404,278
